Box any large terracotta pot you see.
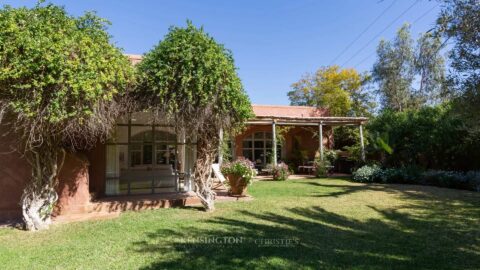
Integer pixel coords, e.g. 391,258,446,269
227,174,248,196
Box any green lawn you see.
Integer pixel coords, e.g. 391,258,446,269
1,178,479,270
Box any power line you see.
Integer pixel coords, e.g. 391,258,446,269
352,4,439,69
340,0,420,68
328,0,397,66
413,4,439,25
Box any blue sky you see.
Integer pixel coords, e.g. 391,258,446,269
3,0,441,105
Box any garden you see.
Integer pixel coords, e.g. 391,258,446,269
1,177,479,269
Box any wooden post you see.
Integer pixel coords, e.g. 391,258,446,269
218,127,223,166
272,121,277,166
319,122,324,161
359,124,365,162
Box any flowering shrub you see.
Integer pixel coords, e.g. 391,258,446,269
352,164,381,183
272,162,291,181
221,158,257,185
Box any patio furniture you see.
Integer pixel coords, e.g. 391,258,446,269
298,161,315,174
212,163,227,189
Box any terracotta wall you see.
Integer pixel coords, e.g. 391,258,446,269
233,124,333,162
87,142,106,198
0,133,99,221
0,135,30,221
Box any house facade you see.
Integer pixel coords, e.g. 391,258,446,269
0,55,367,223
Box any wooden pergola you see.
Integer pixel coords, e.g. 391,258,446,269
245,115,368,166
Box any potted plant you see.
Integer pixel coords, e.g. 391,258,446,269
221,158,257,196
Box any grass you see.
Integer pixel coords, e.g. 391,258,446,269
1,177,479,269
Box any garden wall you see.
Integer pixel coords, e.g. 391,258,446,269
0,134,97,222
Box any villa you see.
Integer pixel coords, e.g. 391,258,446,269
0,55,367,223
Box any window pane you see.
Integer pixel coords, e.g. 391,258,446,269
266,141,273,148
130,144,141,151
253,149,264,164
156,144,167,151
242,140,252,148
254,141,264,148
143,145,153,164
156,151,168,165
265,132,272,139
155,127,176,142
130,151,141,166
131,111,154,125
254,132,264,139
167,145,177,166
108,126,128,143
131,126,152,142
242,150,252,161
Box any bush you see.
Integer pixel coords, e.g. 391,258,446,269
271,162,291,181
352,165,480,192
421,171,480,191
221,158,257,185
324,150,338,165
367,106,480,171
352,164,381,182
377,166,422,184
314,157,332,178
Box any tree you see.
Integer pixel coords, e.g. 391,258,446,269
415,32,448,104
372,24,447,111
287,65,375,116
437,0,480,123
0,4,134,230
135,22,252,211
373,24,416,111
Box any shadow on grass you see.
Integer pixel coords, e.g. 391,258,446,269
131,187,480,269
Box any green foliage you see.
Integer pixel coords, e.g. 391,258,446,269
437,0,480,126
422,170,480,191
136,21,253,132
0,3,133,149
288,66,375,116
271,162,291,181
373,24,446,111
366,104,480,170
352,164,381,183
314,157,331,178
352,165,480,192
324,149,338,165
221,158,257,185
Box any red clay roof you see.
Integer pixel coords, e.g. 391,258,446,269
126,54,142,65
252,105,328,118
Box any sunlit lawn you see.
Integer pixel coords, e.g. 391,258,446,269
1,177,479,269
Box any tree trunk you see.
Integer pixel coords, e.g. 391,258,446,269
21,148,65,231
194,129,219,211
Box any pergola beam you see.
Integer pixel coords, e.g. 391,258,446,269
246,116,367,127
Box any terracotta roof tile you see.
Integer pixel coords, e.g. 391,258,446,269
252,104,328,118
126,54,142,65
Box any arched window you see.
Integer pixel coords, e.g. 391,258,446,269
129,130,176,166
242,131,281,167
